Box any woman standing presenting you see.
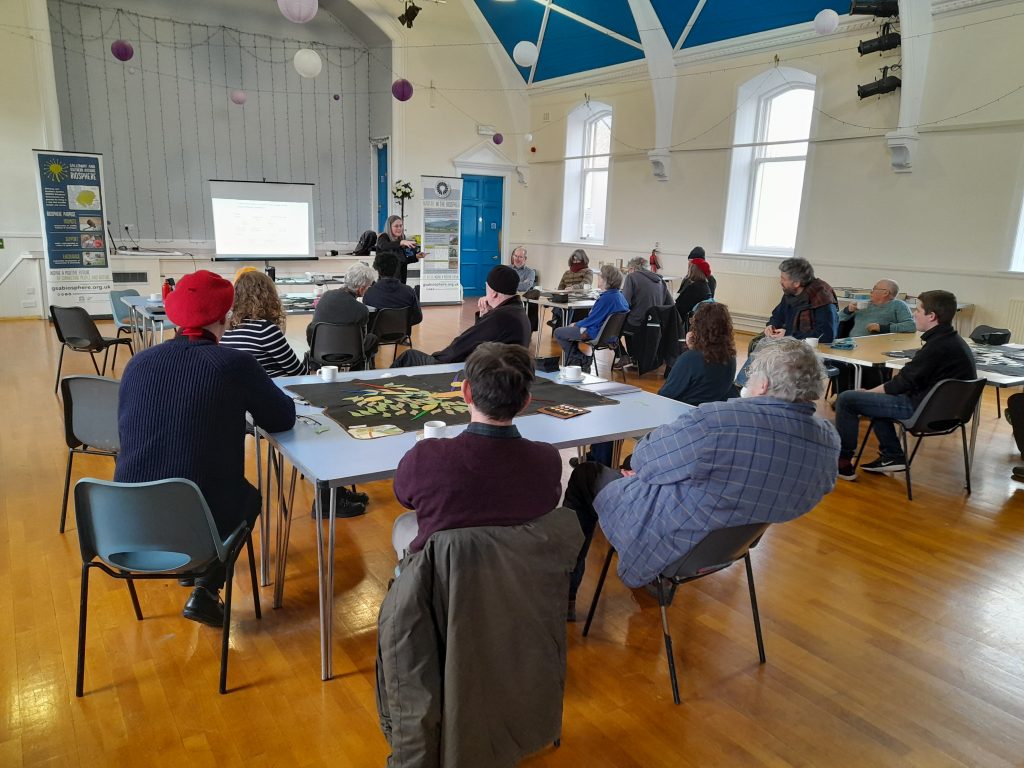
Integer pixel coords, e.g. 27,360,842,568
375,215,424,284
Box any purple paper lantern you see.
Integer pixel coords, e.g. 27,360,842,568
333,93,341,101
391,78,413,102
277,0,318,24
111,39,134,62
492,133,504,145
230,90,247,106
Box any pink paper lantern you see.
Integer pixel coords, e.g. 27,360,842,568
333,93,340,101
230,90,247,105
492,133,504,145
277,0,318,23
110,39,134,62
391,79,413,102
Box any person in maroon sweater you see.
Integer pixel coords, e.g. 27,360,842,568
391,342,563,557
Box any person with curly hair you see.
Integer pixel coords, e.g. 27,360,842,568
658,301,737,403
220,270,305,377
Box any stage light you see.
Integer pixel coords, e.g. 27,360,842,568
857,74,901,99
849,1,899,17
858,31,901,55
398,2,420,28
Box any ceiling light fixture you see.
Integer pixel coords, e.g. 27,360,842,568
857,66,901,98
398,1,421,28
858,30,901,55
849,1,899,17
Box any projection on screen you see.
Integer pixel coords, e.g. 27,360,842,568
209,180,315,260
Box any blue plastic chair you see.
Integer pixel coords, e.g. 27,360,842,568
59,376,120,533
73,478,261,695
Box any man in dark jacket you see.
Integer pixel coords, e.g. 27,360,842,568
392,265,530,367
622,257,672,344
306,262,378,360
363,251,423,327
834,290,976,480
766,257,839,343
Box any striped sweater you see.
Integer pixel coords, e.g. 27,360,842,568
220,319,306,377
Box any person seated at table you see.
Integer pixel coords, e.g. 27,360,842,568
363,250,423,328
549,249,594,329
834,290,976,481
306,263,379,364
390,342,562,558
375,215,425,284
622,257,672,352
682,246,717,296
511,246,536,292
553,263,629,373
675,260,713,332
562,337,839,621
838,279,914,337
115,270,296,627
220,270,305,378
392,265,530,367
766,257,839,343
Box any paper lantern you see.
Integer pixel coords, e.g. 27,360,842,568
492,133,504,145
524,132,533,142
111,39,134,62
530,146,537,153
512,41,538,68
813,8,840,35
333,93,340,101
278,0,318,23
293,48,322,78
230,90,247,105
391,78,414,102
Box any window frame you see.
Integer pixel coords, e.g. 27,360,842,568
562,101,612,245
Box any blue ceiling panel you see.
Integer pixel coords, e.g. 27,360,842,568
649,0,701,46
533,11,644,82
552,0,640,44
683,1,849,49
472,0,546,81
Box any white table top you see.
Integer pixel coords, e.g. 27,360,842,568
528,295,597,310
121,294,174,323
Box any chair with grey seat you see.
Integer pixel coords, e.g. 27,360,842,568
108,289,145,366
588,310,629,382
369,307,412,366
582,522,770,704
308,320,369,372
59,375,120,533
50,304,133,392
73,478,261,696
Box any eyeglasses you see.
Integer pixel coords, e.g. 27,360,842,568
297,415,329,434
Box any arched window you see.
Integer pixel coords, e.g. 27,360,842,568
562,101,612,244
1012,198,1024,271
723,68,816,256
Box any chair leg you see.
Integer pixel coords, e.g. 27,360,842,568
744,553,766,664
853,419,875,468
54,345,66,393
996,387,1002,419
89,351,101,375
902,427,913,501
111,341,119,372
960,424,972,494
656,578,682,705
126,577,143,620
60,449,74,534
76,564,91,697
220,558,237,695
246,532,262,620
582,546,616,637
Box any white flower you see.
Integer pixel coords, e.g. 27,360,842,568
392,180,414,200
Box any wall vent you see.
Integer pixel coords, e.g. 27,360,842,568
112,271,148,284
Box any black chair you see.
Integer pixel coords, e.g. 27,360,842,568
589,311,629,381
308,321,369,372
853,378,987,500
59,376,120,534
50,305,133,393
369,307,411,366
73,478,261,696
582,522,770,705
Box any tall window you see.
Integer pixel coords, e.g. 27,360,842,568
724,68,816,256
1012,197,1024,272
562,101,612,244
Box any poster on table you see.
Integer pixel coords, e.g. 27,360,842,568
34,150,114,315
419,175,463,304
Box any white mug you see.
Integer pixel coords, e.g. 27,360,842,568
803,337,819,349
423,420,446,439
320,365,339,382
149,293,160,301
563,365,582,380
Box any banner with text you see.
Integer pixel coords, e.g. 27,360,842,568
34,150,113,315
419,176,462,304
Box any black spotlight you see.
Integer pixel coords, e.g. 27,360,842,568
398,2,421,28
858,31,901,55
857,74,901,99
849,1,899,16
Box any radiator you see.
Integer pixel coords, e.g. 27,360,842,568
715,275,779,332
1006,298,1024,340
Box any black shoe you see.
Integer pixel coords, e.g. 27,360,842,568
580,355,593,374
546,318,560,328
566,599,577,622
177,577,195,587
837,461,857,482
311,498,368,519
861,455,906,473
339,487,369,505
183,586,225,628
1012,465,1024,480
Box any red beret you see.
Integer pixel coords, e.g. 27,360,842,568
691,258,711,278
164,270,234,329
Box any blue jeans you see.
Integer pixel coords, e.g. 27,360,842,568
834,390,916,460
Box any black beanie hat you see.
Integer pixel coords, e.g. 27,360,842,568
688,246,706,260
487,265,520,295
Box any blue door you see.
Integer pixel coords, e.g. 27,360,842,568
460,175,503,296
376,144,388,232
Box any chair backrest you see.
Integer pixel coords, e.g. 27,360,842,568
904,378,987,436
61,375,120,451
309,321,366,369
74,478,226,573
109,289,140,329
371,307,411,343
661,522,770,582
50,305,103,347
595,311,629,347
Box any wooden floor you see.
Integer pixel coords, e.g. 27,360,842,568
3,304,1024,767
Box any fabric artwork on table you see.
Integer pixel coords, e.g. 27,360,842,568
969,345,1024,377
287,372,617,437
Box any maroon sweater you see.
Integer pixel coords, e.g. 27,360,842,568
393,423,563,552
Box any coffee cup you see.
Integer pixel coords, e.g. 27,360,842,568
563,365,583,380
423,420,446,439
803,337,819,349
320,365,339,382
149,293,160,301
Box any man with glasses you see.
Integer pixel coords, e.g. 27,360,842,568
838,279,914,337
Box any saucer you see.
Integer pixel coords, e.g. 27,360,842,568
558,374,585,383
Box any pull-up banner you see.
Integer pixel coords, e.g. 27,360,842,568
34,150,114,315
419,175,463,305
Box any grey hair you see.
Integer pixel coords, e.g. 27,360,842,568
778,257,815,286
600,263,623,290
627,257,648,271
748,337,826,402
346,262,377,292
512,246,527,258
569,248,589,267
878,278,899,297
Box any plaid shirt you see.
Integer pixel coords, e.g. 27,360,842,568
595,397,840,587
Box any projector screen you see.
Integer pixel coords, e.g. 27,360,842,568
209,180,315,260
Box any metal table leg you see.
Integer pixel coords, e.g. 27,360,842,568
535,305,547,356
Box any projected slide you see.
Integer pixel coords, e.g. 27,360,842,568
212,198,310,256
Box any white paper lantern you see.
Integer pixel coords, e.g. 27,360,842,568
813,8,840,35
278,0,318,24
512,41,538,68
293,48,323,79
230,90,247,105
524,133,533,142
